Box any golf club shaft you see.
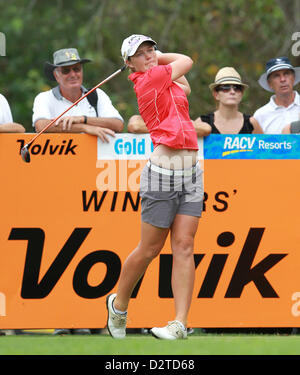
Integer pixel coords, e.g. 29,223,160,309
25,66,126,147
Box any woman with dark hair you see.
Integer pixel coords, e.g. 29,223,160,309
194,67,263,135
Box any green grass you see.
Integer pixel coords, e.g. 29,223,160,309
1,333,300,355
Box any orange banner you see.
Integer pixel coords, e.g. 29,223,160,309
0,133,299,329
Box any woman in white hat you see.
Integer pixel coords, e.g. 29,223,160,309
106,34,204,340
194,67,263,135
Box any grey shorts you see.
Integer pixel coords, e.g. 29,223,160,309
140,162,204,228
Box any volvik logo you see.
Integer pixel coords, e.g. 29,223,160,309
8,227,287,299
17,139,78,156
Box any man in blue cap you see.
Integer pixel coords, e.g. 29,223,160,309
252,57,300,134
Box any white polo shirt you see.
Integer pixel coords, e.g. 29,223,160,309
32,86,123,127
253,91,300,134
0,93,13,124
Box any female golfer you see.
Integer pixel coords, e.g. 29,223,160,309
106,34,203,340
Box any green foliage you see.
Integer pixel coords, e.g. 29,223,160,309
0,0,297,131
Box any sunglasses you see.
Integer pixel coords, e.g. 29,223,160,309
58,65,82,75
215,84,244,92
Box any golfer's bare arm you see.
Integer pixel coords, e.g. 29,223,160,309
173,76,191,96
156,51,193,95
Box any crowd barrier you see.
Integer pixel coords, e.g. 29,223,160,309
0,132,299,329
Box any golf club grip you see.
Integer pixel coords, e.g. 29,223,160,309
27,66,126,146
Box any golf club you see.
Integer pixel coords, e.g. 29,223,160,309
21,65,127,163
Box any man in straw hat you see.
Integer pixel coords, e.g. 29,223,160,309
252,57,300,134
32,48,123,141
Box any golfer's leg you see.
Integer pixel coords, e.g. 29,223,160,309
170,214,199,327
114,221,169,312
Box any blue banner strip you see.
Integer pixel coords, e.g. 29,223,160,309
204,134,300,160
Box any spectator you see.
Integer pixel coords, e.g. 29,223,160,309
252,57,300,134
0,93,25,133
194,67,263,135
32,48,124,141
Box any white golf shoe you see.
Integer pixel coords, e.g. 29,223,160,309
106,293,127,339
151,320,187,340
